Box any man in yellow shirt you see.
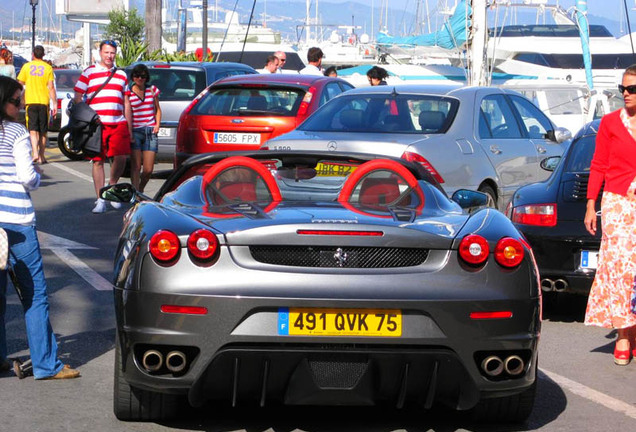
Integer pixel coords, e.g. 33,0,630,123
17,45,57,164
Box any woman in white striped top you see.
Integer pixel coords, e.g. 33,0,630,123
0,76,79,379
124,64,162,193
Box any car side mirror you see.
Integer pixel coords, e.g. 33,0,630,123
545,126,572,143
100,183,136,203
540,156,561,172
451,189,489,211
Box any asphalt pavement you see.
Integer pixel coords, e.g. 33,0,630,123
0,146,635,431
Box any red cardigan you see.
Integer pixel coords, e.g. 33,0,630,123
587,109,636,200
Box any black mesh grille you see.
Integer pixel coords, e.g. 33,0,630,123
309,357,369,388
249,246,429,268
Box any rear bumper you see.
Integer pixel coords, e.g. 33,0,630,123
518,221,599,295
115,289,540,409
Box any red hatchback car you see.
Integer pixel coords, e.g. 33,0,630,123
175,74,354,167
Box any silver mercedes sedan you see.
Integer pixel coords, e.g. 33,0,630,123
265,84,572,211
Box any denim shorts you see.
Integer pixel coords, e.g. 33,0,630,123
131,127,158,152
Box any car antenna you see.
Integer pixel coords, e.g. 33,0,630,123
391,87,399,97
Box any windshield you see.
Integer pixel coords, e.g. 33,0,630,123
298,94,459,134
191,87,305,116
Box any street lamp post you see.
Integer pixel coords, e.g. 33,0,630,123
30,0,38,54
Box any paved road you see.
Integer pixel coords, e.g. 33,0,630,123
0,147,635,431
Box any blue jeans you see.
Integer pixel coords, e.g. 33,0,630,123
131,127,159,152
0,223,64,379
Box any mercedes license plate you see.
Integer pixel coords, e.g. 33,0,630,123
278,307,401,337
157,128,171,137
213,132,261,145
580,250,598,269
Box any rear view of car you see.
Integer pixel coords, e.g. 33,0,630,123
126,62,257,161
510,120,601,295
174,74,354,168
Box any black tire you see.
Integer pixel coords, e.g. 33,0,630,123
57,126,85,161
470,375,537,423
478,184,498,209
113,334,181,421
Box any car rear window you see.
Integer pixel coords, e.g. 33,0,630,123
298,94,458,134
55,70,81,89
190,87,305,116
564,135,596,173
147,68,207,102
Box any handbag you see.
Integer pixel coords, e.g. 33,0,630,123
68,68,117,157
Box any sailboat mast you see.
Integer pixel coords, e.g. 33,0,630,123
470,0,488,86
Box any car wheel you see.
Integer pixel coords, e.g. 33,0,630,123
470,364,537,423
57,126,85,161
478,185,497,208
113,334,181,421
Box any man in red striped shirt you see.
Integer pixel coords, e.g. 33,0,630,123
74,40,131,213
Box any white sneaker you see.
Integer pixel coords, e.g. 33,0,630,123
110,200,122,209
92,199,107,214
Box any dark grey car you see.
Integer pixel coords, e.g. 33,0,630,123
125,61,257,160
105,151,540,424
267,85,572,211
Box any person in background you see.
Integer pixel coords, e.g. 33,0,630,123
74,40,130,214
0,76,80,380
274,51,286,73
324,66,338,77
259,55,279,74
0,48,15,79
124,64,161,193
366,66,389,86
17,45,57,165
583,64,636,366
299,47,324,75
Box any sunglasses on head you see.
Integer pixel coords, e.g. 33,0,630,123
618,84,636,94
7,97,20,107
101,40,117,48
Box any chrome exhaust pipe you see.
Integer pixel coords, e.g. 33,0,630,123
165,351,187,373
541,278,555,292
481,355,504,377
504,355,525,376
141,349,163,372
554,279,568,292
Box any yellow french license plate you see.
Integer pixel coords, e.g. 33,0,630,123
278,308,402,337
315,162,357,177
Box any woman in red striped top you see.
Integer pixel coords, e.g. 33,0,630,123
124,64,162,192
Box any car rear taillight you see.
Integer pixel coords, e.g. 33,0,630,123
149,230,180,263
187,229,219,260
511,203,557,226
494,237,525,268
401,152,444,183
458,234,489,265
297,86,316,117
57,98,62,110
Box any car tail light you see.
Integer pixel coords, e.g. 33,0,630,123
297,86,316,117
494,237,525,268
57,98,62,110
187,229,219,260
149,230,180,263
297,229,383,236
459,234,489,265
469,311,513,319
401,152,444,183
511,203,557,226
161,305,208,315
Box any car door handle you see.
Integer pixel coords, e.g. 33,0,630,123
489,145,501,154
536,145,547,154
